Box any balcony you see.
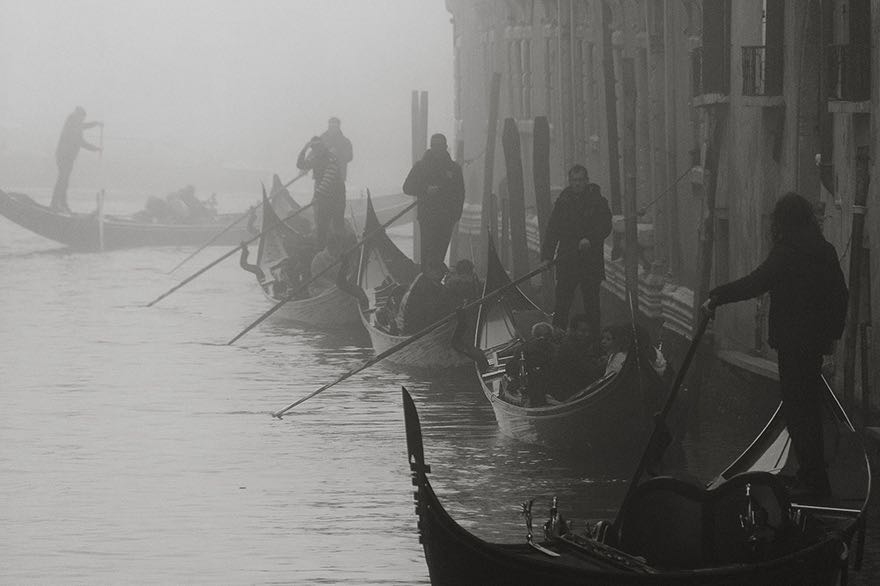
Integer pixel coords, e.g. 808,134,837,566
827,43,871,105
691,46,730,107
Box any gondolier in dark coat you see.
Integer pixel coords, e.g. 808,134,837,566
297,136,346,250
705,192,848,499
541,165,612,334
402,133,465,269
51,106,103,212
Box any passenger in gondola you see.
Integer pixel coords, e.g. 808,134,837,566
396,259,456,335
503,321,557,407
374,278,408,335
548,314,605,403
443,259,482,305
600,325,630,377
309,230,345,296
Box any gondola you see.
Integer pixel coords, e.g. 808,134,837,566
0,188,252,250
473,238,664,457
355,194,470,368
402,375,870,585
245,187,360,329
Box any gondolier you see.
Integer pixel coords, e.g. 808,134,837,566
705,192,848,499
51,106,103,212
402,133,465,269
541,164,612,333
320,117,353,182
297,136,345,250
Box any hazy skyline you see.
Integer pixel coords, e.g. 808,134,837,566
1,0,454,197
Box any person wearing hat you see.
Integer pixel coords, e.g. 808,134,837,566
51,106,103,212
402,132,465,268
297,135,346,250
320,117,353,182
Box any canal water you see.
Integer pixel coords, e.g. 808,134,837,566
2,189,876,584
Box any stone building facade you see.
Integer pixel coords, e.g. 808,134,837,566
446,0,879,414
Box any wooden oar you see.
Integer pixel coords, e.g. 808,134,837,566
166,170,309,274
270,256,560,419
226,199,419,345
145,201,315,307
614,309,713,526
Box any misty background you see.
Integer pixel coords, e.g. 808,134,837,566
0,0,453,202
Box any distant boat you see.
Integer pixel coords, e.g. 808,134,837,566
355,193,470,369
0,188,251,251
401,376,870,585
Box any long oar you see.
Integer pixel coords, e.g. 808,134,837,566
166,171,309,274
145,201,314,307
227,199,418,345
614,310,713,525
271,256,560,418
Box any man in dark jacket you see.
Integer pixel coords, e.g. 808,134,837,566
541,165,612,333
51,106,103,212
705,192,848,499
402,133,465,268
320,117,353,182
297,136,345,250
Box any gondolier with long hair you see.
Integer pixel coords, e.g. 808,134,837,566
704,191,848,499
297,135,345,250
51,106,103,212
541,164,612,334
402,133,465,269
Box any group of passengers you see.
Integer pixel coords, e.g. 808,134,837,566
373,258,482,336
135,185,219,225
239,220,357,302
503,316,666,408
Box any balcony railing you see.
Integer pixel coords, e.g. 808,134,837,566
742,45,783,97
827,43,871,102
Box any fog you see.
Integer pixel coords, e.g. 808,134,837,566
0,0,453,200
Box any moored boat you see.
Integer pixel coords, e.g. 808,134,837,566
474,238,664,458
0,188,252,250
355,194,470,369
245,187,360,329
401,378,870,585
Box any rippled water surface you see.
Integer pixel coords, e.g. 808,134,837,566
1,190,786,584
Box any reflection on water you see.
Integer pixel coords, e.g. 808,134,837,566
1,204,783,584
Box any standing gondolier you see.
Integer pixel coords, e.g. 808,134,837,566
541,164,612,334
320,117,353,182
51,106,103,212
297,136,345,250
402,133,465,269
704,192,848,499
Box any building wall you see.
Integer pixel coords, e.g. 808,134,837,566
447,0,879,413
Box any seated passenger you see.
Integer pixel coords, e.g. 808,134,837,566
601,325,630,377
550,314,605,402
309,231,344,296
504,322,557,407
444,259,482,305
396,259,455,335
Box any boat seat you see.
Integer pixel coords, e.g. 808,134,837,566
481,367,507,382
616,471,796,569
